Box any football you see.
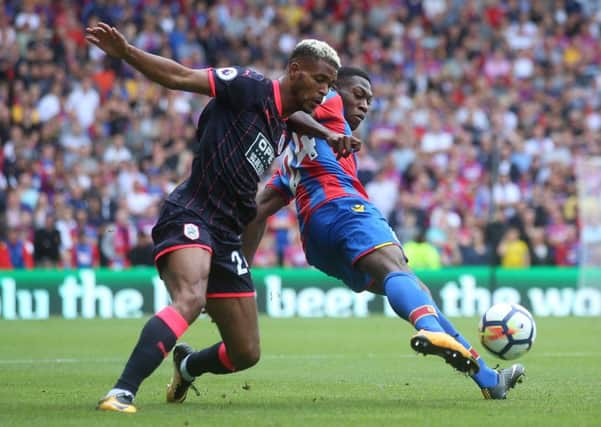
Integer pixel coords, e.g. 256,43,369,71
478,303,536,360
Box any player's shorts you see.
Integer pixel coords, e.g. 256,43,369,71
152,202,255,298
302,197,403,293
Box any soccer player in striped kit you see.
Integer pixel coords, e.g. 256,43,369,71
242,67,525,400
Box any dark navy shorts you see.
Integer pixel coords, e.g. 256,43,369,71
152,202,255,298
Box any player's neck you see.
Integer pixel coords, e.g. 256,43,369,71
277,76,295,118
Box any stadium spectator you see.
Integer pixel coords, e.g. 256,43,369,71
459,226,492,266
266,206,296,266
282,229,308,267
402,230,442,270
0,240,12,269
33,214,61,268
4,226,34,269
252,231,278,268
497,226,531,268
71,228,100,269
1,0,599,272
127,230,154,267
528,227,555,266
65,76,100,130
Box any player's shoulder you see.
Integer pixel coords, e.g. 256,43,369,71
313,89,345,131
323,88,341,103
209,66,275,109
213,66,268,84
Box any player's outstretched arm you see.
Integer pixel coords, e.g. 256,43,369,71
85,22,211,95
288,112,362,159
241,187,287,266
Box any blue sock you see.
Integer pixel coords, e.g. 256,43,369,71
384,272,443,332
434,306,498,388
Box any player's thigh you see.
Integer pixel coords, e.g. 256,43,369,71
157,247,211,321
360,246,433,296
152,204,215,320
206,296,260,366
330,200,405,287
356,244,411,285
158,247,211,297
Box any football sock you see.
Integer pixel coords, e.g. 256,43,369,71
184,342,236,376
113,306,188,396
434,306,498,388
384,272,444,332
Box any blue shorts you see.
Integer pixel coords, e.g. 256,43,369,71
302,197,401,292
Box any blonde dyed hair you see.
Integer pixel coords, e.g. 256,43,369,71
290,39,341,69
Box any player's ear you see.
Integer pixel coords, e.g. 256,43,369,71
288,61,301,80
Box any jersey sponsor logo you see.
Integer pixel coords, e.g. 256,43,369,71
216,67,238,81
245,132,275,176
183,223,200,240
351,204,365,212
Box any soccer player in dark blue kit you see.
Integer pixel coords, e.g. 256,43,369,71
242,67,525,400
86,22,357,413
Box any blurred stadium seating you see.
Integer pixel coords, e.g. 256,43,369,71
1,0,600,270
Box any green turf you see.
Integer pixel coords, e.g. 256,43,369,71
0,316,599,427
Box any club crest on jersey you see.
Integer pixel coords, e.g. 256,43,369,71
351,204,365,213
216,67,238,81
183,223,200,240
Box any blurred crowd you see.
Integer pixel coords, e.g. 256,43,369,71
1,0,601,271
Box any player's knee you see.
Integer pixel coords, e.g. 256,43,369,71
231,343,261,370
171,286,206,323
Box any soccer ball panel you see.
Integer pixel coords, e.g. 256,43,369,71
482,303,513,322
502,342,532,360
479,303,536,360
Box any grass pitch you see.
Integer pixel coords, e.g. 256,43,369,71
1,315,599,427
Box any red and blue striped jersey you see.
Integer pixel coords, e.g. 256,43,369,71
268,90,368,230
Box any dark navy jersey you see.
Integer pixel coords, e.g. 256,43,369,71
166,67,287,241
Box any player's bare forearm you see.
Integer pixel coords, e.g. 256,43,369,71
241,187,288,265
86,22,210,94
287,112,361,158
241,217,268,266
122,45,210,94
288,111,332,140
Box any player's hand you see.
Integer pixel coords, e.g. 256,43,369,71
85,22,129,59
326,133,362,159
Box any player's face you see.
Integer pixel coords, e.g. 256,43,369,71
336,76,373,131
289,58,338,113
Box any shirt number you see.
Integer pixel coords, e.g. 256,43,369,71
231,250,249,275
282,132,318,195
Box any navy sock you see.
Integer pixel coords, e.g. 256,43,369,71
384,272,443,332
114,316,177,395
114,307,188,396
185,342,236,376
434,306,498,388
